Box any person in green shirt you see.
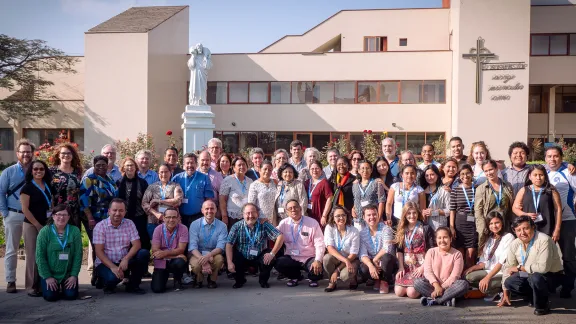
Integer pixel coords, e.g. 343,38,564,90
36,204,83,301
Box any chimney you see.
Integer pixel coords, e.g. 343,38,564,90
442,0,450,8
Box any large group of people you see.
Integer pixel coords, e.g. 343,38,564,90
1,136,575,316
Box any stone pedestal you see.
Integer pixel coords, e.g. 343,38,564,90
181,105,215,154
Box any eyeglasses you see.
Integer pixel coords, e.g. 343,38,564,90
60,152,72,156
53,213,69,217
18,151,32,155
208,146,220,150
286,206,300,211
334,214,347,219
33,167,45,171
163,215,178,220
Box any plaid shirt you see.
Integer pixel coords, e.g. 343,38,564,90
93,218,140,267
227,220,280,260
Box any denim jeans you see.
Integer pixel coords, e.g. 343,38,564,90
41,278,78,302
96,249,150,289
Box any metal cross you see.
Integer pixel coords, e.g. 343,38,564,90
462,37,496,104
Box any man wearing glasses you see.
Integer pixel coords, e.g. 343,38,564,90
83,144,122,183
0,139,35,293
207,138,223,170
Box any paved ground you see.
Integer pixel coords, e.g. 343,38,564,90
0,259,575,324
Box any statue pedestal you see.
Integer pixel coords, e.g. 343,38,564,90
181,105,215,154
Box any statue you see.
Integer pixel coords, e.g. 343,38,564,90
187,43,213,106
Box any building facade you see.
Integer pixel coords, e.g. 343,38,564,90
1,0,575,162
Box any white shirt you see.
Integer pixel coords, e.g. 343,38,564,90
418,161,441,171
547,166,576,221
324,224,360,257
391,182,424,218
478,233,514,273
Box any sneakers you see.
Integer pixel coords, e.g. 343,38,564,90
420,297,436,307
6,282,16,293
444,298,456,307
484,292,502,302
379,281,389,294
182,273,193,285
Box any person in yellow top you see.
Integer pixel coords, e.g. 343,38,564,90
498,216,563,316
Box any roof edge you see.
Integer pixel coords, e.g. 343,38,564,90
86,5,188,34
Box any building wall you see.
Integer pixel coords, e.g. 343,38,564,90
451,0,531,160
147,7,189,153
84,33,149,153
529,113,576,137
261,9,450,53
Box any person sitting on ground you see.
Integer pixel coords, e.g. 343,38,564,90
498,216,564,316
93,198,150,294
323,206,360,292
35,204,83,302
189,200,227,288
150,207,189,293
414,227,469,307
464,211,514,301
226,203,284,289
275,199,325,288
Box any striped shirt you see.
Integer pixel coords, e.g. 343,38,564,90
449,186,475,214
227,220,280,260
359,224,396,259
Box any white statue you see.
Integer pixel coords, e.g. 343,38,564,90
187,43,213,106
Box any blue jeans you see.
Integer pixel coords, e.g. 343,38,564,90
96,249,150,289
147,223,158,240
41,278,78,302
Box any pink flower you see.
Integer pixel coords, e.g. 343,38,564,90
363,130,367,133
368,130,373,134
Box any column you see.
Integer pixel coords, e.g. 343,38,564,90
548,85,556,142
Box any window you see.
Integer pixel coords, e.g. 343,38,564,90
399,38,408,46
249,82,269,103
271,82,291,104
275,132,293,150
313,82,335,104
24,129,84,150
335,82,355,103
531,34,573,56
422,81,445,103
258,132,276,154
240,132,258,149
556,86,576,113
407,133,426,153
292,82,313,104
364,37,387,52
357,82,378,103
401,81,421,104
312,133,330,151
222,132,239,153
207,82,227,104
228,82,248,103
379,81,399,103
529,86,543,113
0,128,14,151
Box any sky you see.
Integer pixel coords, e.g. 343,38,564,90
0,0,440,55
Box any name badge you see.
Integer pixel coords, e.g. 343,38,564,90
290,249,300,256
46,211,52,218
182,198,189,204
431,210,439,217
466,214,475,222
201,250,210,256
59,253,69,261
519,271,529,278
307,203,313,210
278,207,285,213
535,214,543,223
361,201,369,207
158,206,168,213
249,248,259,256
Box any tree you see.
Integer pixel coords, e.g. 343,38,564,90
0,34,78,122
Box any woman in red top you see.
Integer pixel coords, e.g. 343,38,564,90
305,161,333,229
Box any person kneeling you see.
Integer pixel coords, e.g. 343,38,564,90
275,199,325,288
150,207,189,293
189,201,227,288
36,205,83,302
226,203,284,288
94,199,150,294
414,227,469,306
498,216,564,316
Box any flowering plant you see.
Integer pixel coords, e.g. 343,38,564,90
34,131,94,170
115,133,158,168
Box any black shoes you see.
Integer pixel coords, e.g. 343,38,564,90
207,279,218,289
260,282,270,288
233,278,247,289
126,286,146,295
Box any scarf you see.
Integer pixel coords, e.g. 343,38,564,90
334,172,351,207
119,175,139,220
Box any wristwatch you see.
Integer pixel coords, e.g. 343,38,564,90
517,264,522,271
269,251,275,257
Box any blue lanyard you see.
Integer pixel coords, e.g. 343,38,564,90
184,172,197,198
336,226,347,252
404,221,420,249
520,234,536,265
159,184,167,200
489,180,502,207
428,188,440,207
32,181,52,208
201,220,216,246
162,224,178,249
531,185,543,212
462,185,475,210
51,224,69,251
244,222,260,247
235,175,247,195
308,180,319,200
291,218,304,243
359,179,374,198
279,184,286,203
402,182,415,206
369,223,383,254
252,168,259,180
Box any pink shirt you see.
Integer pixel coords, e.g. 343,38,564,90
277,216,325,263
93,218,140,267
152,223,189,269
423,247,464,289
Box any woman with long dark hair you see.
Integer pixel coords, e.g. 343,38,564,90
420,165,450,231
352,160,386,230
512,164,562,240
329,156,356,212
371,156,394,190
216,153,233,178
449,164,477,270
463,211,514,301
440,157,459,191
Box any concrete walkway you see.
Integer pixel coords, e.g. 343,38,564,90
0,259,575,324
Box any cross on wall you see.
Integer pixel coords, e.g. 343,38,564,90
462,37,496,104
